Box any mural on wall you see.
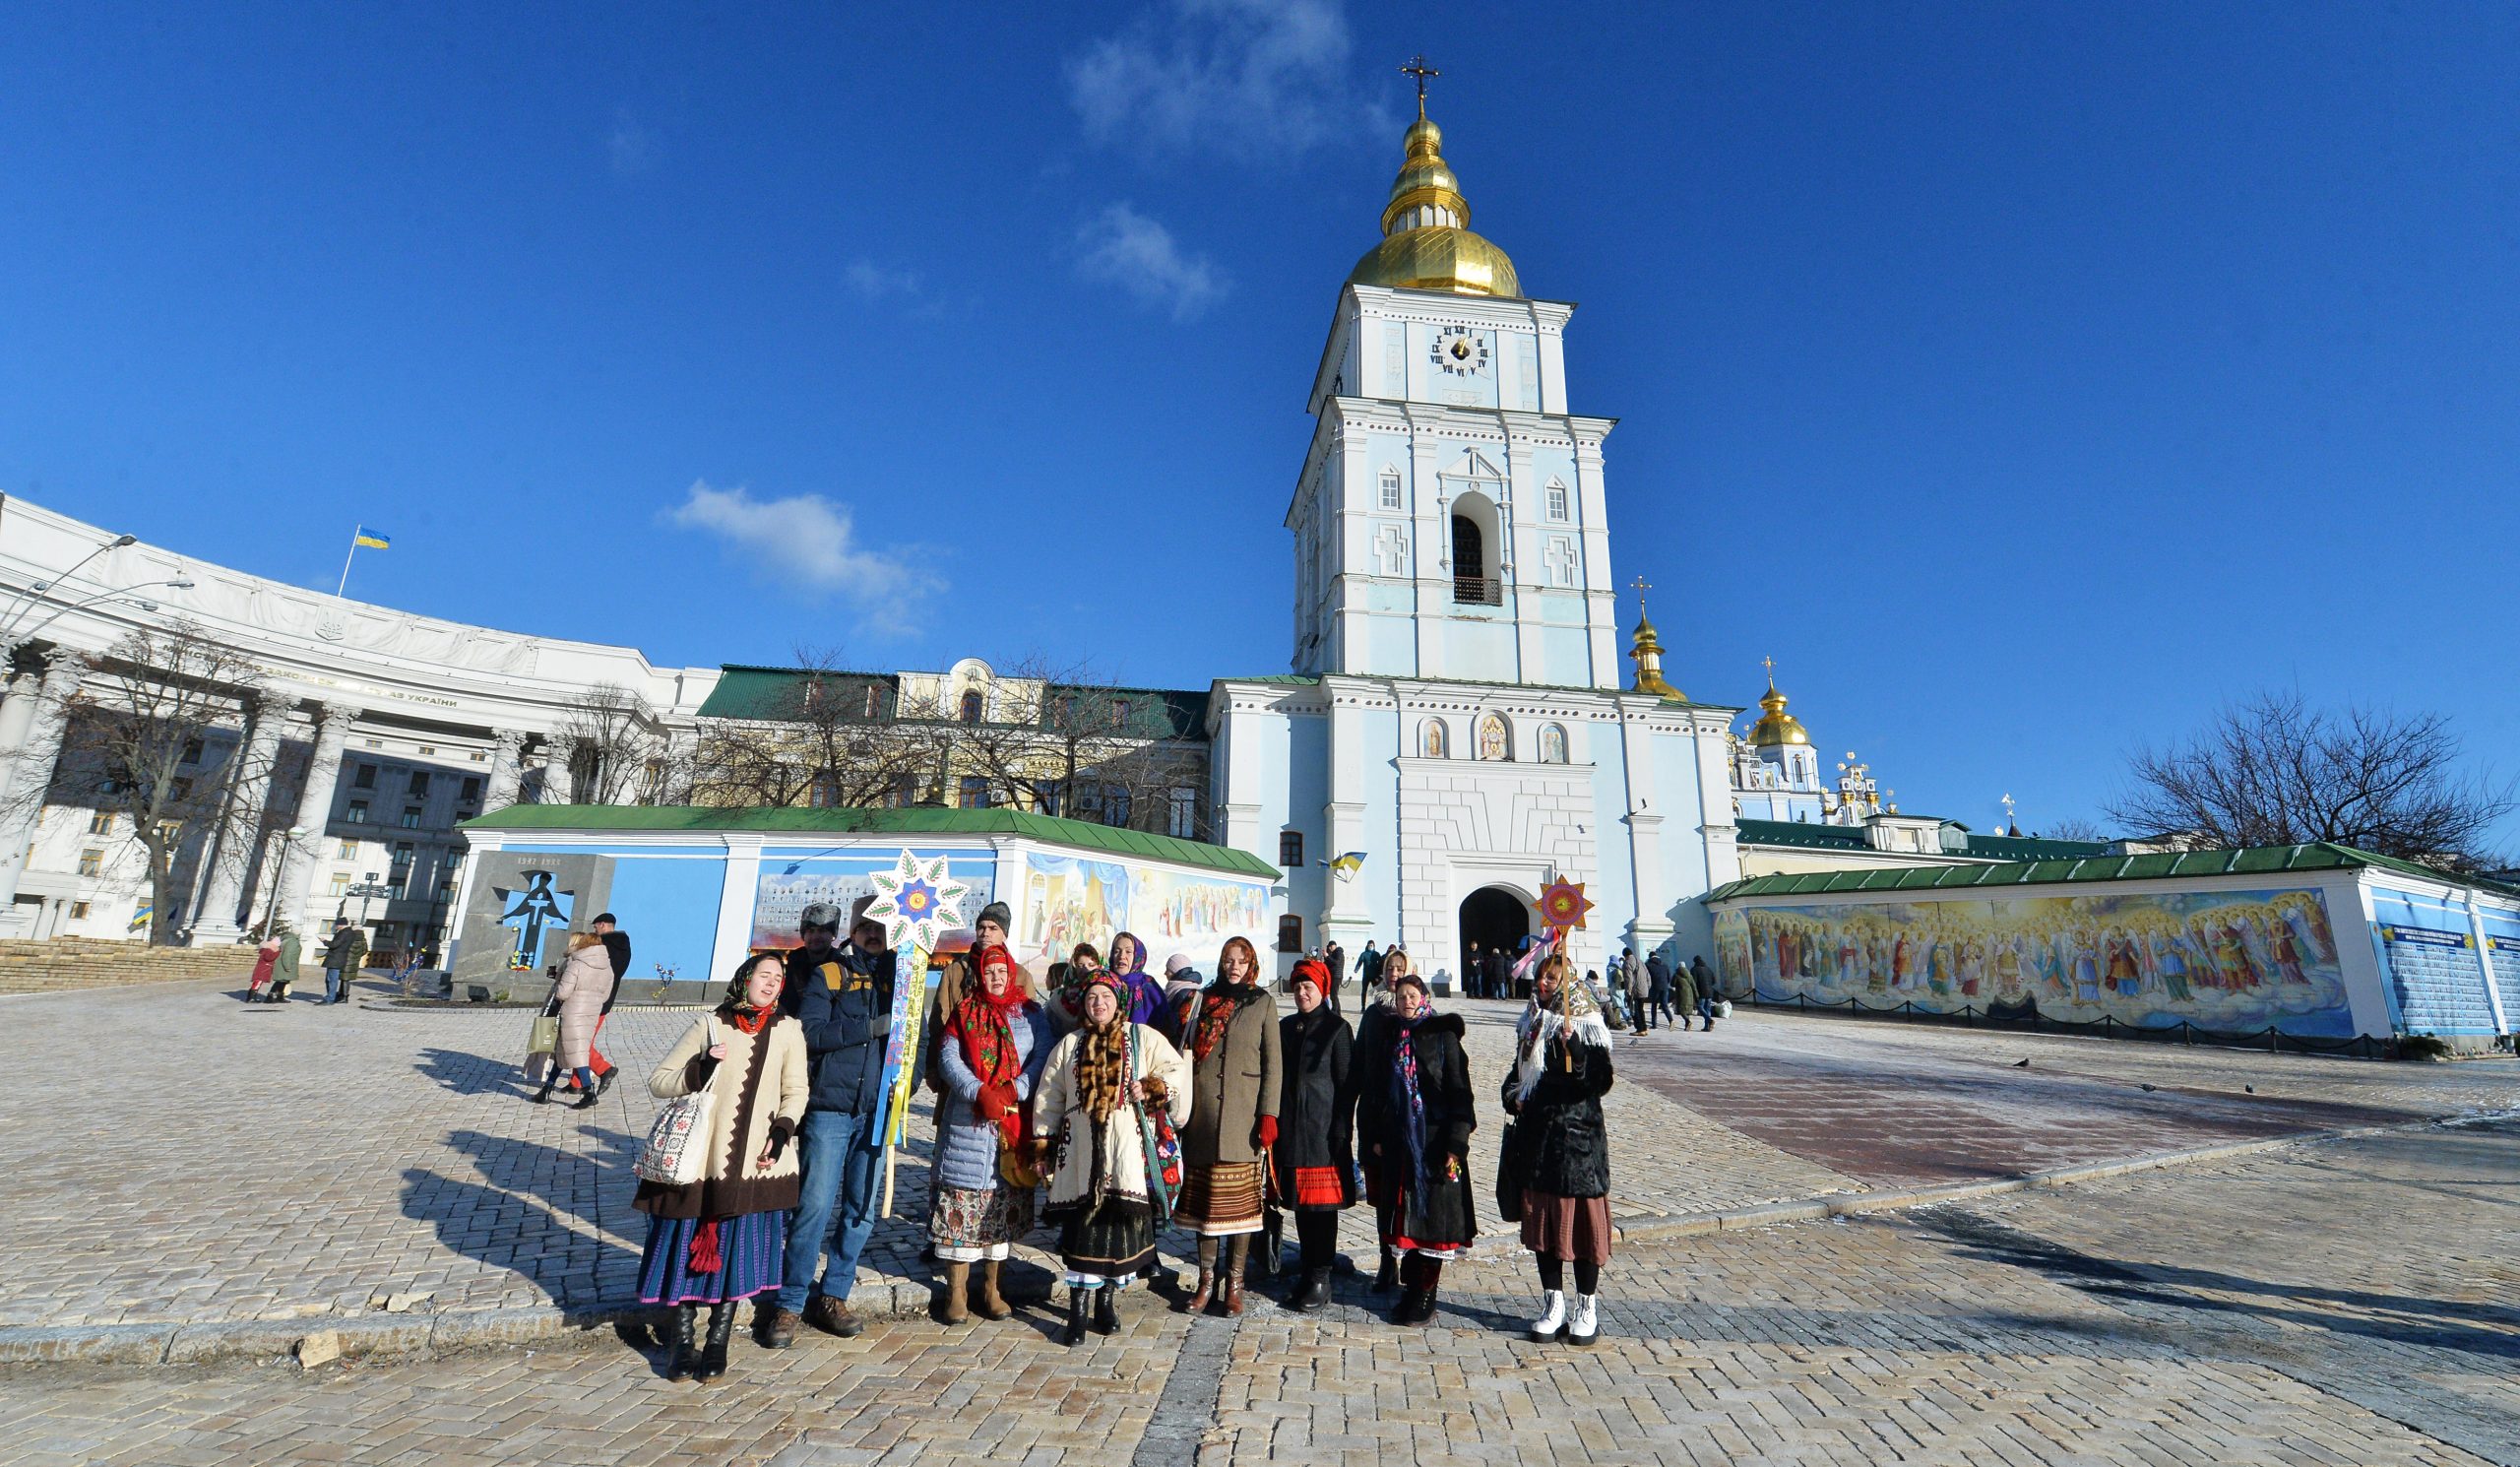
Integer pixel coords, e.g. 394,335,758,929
752,851,992,956
1020,853,1272,972
1714,885,2356,1037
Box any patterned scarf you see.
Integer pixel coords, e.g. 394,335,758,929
1076,1015,1131,1124
1389,1013,1434,1210
945,954,1032,1150
1190,981,1257,1061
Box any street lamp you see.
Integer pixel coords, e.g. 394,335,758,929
261,824,309,936
0,579,198,658
0,532,136,637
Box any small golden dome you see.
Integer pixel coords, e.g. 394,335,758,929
1347,112,1521,298
1747,681,1810,748
1628,604,1684,701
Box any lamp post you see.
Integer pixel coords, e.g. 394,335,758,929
0,532,137,639
261,824,309,935
0,579,199,667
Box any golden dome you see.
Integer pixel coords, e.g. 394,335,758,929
1628,605,1684,701
1347,115,1522,298
1747,680,1810,748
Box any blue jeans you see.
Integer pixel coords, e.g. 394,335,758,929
779,1109,883,1310
323,968,346,1002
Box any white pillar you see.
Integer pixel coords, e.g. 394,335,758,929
282,703,356,934
0,649,88,929
188,691,291,943
481,730,527,812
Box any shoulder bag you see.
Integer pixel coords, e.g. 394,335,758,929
634,1019,721,1186
1128,1025,1184,1221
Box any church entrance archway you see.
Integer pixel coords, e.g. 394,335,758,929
1458,886,1533,998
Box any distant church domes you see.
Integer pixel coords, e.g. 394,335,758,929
1347,114,1522,298
1628,605,1685,701
1747,675,1810,748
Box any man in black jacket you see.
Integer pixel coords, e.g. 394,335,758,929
768,906,892,1347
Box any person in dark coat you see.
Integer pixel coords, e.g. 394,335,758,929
767,909,892,1347
1501,952,1615,1346
1643,951,1673,1032
1691,954,1721,1029
1669,948,1699,1030
1487,944,1515,1002
1321,940,1346,1014
1270,959,1354,1310
1351,946,1405,1291
1354,969,1476,1325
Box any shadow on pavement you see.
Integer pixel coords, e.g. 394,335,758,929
415,1046,531,1097
397,1126,642,1309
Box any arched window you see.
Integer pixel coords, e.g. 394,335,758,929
1476,713,1511,761
1419,718,1449,759
1378,466,1403,510
1450,491,1502,606
958,689,982,725
1540,724,1568,764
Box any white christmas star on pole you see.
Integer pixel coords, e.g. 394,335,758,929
865,851,967,953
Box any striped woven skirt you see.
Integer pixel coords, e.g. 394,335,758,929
637,1210,789,1306
1174,1160,1264,1237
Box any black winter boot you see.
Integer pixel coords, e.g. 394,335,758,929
1094,1282,1120,1335
692,1304,734,1382
1372,1249,1398,1294
1292,1266,1333,1312
1061,1286,1091,1347
1414,1258,1446,1324
1391,1253,1426,1325
666,1304,699,1379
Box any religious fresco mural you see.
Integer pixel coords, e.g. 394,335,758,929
1021,852,1272,973
751,850,991,956
1713,885,2356,1037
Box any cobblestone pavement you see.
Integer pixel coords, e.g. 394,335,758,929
1,1119,2509,1466
4,981,2510,1333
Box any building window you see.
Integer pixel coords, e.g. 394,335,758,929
1276,915,1303,954
1540,723,1569,764
1476,713,1511,761
70,901,92,920
181,738,204,765
328,873,349,897
1544,478,1569,522
77,849,103,876
1378,466,1402,510
407,771,429,797
1111,700,1131,730
346,801,368,823
1104,788,1132,829
959,690,983,725
352,764,376,790
170,777,193,800
958,776,991,809
891,774,917,808
87,810,112,835
1279,830,1303,867
460,776,481,803
863,684,882,719
1419,719,1449,759
399,808,422,829
809,771,841,808
337,840,358,860
1166,787,1198,839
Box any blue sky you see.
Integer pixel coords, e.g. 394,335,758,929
5,2,2516,845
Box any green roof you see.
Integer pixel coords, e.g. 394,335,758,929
696,665,1210,739
1732,817,2110,861
1708,842,2520,903
462,803,1279,880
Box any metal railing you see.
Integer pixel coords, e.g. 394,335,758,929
1452,574,1501,606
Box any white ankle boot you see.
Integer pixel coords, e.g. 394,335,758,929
1568,1292,1599,1346
1528,1289,1565,1342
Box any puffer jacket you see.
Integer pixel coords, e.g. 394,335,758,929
551,943,609,1069
793,943,891,1116
933,997,1052,1192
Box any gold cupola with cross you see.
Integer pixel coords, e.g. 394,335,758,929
1746,660,1810,748
1347,58,1522,298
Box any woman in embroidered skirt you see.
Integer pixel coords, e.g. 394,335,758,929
1354,969,1477,1325
633,952,808,1382
1501,952,1615,1345
1270,958,1354,1310
930,943,1051,1326
1174,936,1282,1315
1035,973,1193,1345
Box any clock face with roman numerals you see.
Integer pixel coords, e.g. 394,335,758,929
1429,325,1489,378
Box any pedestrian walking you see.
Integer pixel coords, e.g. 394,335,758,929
1669,949,1698,1031
930,943,1050,1326
1692,955,1721,1030
766,909,892,1346
1355,969,1477,1325
1034,971,1193,1345
1358,940,1382,997
319,919,366,1005
1501,953,1615,1346
580,913,631,1095
1651,948,1680,1030
531,931,608,1108
1626,949,1654,1035
1104,931,1166,1026
264,925,301,1002
633,952,808,1383
1175,935,1282,1316
1271,958,1354,1310
247,931,280,1001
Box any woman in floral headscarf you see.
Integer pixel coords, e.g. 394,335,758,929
1174,935,1282,1316
930,944,1051,1327
1500,951,1615,1346
1353,968,1476,1325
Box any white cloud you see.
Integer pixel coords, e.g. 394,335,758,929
663,480,932,628
846,260,923,300
1076,203,1226,322
1068,0,1375,159
607,106,654,176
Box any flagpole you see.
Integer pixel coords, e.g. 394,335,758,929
336,532,359,599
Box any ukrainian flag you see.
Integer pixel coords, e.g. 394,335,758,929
353,527,392,549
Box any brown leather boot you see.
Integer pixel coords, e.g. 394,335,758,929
975,1259,1012,1320
939,1262,971,1325
1224,1235,1249,1316
1186,1268,1214,1314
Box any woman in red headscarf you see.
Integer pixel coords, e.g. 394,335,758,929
929,944,1052,1326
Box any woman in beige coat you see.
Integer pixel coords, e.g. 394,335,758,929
1174,935,1282,1316
1033,972,1192,1345
633,952,809,1382
532,932,611,1108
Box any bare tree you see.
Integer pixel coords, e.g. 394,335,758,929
688,646,939,810
32,622,279,945
555,683,683,805
2041,817,2108,843
2106,691,2513,869
947,652,1208,837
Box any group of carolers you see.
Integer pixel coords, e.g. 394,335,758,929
620,898,1616,1384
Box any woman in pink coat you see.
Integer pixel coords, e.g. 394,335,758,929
532,932,610,1110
